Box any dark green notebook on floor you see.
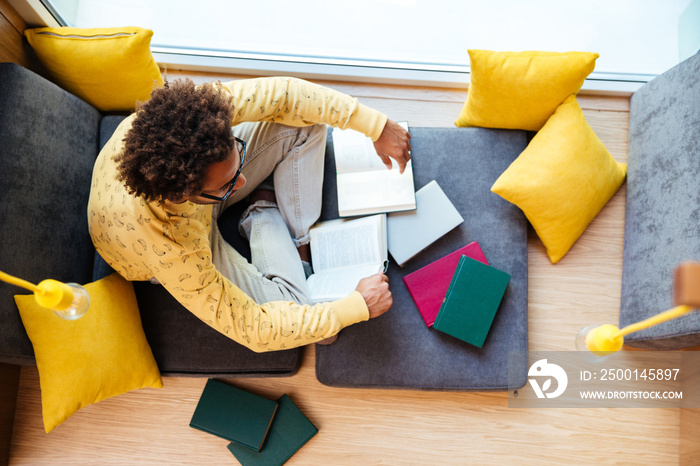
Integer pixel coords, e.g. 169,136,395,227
227,394,318,466
190,379,278,451
433,255,510,348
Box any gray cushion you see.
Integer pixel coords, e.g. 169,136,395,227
315,127,529,390
133,282,300,377
0,63,100,365
620,51,700,349
97,116,300,377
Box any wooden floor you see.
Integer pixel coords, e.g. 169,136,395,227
8,72,686,465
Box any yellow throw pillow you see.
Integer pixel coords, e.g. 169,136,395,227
455,50,599,131
25,27,164,111
491,95,627,263
15,273,162,433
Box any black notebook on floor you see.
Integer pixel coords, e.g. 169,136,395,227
227,394,318,466
190,379,278,451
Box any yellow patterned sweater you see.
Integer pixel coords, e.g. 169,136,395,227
88,77,387,352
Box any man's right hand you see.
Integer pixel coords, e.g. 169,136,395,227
355,273,392,318
373,119,411,174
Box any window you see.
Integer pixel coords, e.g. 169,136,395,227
21,0,699,92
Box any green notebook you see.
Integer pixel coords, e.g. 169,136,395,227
227,394,318,466
190,379,278,451
433,255,510,348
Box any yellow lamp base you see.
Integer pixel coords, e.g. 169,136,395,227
35,279,75,311
585,324,624,355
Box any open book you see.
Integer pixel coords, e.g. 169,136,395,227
306,214,387,303
332,122,415,217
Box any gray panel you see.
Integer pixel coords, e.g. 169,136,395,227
621,51,700,349
316,127,529,390
0,63,100,365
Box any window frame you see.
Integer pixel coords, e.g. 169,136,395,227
151,46,649,94
12,0,651,95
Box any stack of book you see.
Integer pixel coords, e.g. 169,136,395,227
403,242,511,348
190,379,317,465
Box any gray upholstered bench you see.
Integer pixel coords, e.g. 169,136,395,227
620,51,700,349
1,59,533,390
0,60,531,390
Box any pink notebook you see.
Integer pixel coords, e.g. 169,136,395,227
403,242,489,327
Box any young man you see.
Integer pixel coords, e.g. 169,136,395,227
88,77,411,352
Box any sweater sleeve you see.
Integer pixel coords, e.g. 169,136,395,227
220,77,387,141
162,267,370,353
153,214,370,352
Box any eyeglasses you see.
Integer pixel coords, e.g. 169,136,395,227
199,136,246,202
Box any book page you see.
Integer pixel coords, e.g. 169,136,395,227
310,217,382,273
337,164,416,216
307,263,382,303
332,122,410,174
332,128,387,174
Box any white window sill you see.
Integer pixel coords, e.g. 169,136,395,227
153,47,650,96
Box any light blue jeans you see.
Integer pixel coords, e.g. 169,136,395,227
209,122,326,305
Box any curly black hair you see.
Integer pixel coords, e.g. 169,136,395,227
115,78,236,202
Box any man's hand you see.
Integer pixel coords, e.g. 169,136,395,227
355,273,392,318
373,119,411,174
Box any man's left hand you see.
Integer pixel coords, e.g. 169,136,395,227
373,119,411,174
